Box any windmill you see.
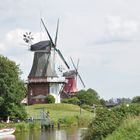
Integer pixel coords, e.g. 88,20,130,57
61,57,86,97
25,18,70,105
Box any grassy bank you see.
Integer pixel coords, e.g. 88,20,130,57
103,116,140,140
26,103,93,127
0,103,93,132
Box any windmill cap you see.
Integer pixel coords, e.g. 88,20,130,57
30,41,51,52
63,70,77,77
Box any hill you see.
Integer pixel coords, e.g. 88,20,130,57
26,103,93,126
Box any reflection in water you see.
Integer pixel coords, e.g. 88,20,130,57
15,128,86,140
0,135,15,140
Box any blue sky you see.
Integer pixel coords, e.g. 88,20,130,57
0,0,140,99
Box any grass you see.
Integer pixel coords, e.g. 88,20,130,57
103,116,140,140
26,103,93,127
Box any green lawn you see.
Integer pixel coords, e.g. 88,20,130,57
26,103,93,126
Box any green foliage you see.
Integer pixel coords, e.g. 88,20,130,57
15,122,41,132
45,94,55,103
83,104,140,140
81,104,93,112
15,122,29,132
61,97,80,105
28,122,41,130
103,116,140,140
99,99,106,107
0,55,27,120
76,88,100,106
58,116,77,126
132,96,140,103
83,108,120,140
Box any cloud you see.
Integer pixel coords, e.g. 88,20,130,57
0,28,73,80
105,16,138,37
0,43,5,51
0,29,35,79
95,16,139,44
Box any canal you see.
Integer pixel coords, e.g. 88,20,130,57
0,128,86,140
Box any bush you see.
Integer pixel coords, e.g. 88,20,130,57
132,96,140,103
81,104,93,112
58,116,77,126
61,98,68,103
46,95,55,104
83,104,140,140
61,97,80,105
83,108,121,140
103,116,140,140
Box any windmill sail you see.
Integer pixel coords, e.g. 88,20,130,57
54,18,59,46
41,18,70,69
70,57,86,88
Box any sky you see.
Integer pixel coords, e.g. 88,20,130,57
0,0,140,100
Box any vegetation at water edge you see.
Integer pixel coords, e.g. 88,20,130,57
103,116,140,140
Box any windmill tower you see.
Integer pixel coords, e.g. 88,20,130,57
26,18,70,105
61,57,86,98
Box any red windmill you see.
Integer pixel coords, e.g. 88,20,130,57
61,57,86,97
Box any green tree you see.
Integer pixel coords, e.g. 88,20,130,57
132,96,140,103
0,55,27,120
76,88,100,106
100,98,106,107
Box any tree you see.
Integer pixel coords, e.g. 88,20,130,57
132,96,140,103
76,88,100,106
0,55,27,120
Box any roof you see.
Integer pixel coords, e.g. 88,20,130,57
63,70,77,78
30,41,51,52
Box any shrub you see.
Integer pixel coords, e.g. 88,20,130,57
61,97,80,105
103,116,140,140
81,104,93,112
58,116,77,126
46,95,55,104
83,108,121,140
132,96,140,103
83,103,140,140
61,98,68,103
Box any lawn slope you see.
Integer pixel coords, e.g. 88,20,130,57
26,103,93,127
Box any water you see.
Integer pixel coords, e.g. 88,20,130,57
0,128,86,140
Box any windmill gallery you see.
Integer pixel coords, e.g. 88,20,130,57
23,18,85,105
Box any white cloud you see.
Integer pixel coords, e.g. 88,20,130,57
104,16,139,41
0,43,5,51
